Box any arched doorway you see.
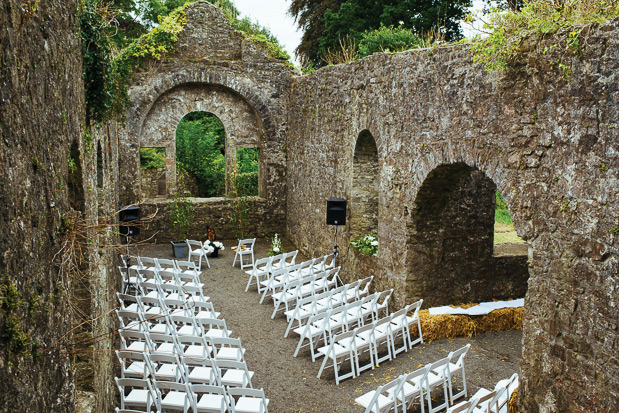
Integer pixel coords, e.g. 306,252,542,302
350,130,379,241
406,162,529,307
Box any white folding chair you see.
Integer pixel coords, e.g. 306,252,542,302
316,330,357,385
475,388,506,413
389,366,429,413
174,334,213,360
183,355,221,386
187,239,210,270
372,315,395,365
446,344,471,404
293,311,332,361
244,256,273,293
228,387,269,413
154,379,194,413
233,238,256,270
354,377,399,413
116,350,151,379
191,383,230,413
115,377,160,412
148,352,187,383
447,397,480,413
425,356,451,413
209,336,246,362
351,323,376,375
216,359,254,388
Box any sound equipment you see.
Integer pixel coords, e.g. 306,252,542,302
119,205,140,237
326,198,346,226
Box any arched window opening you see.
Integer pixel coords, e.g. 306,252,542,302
351,130,379,242
407,163,529,307
96,142,103,189
68,140,84,211
175,111,226,197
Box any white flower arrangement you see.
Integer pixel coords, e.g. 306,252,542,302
212,241,224,250
268,233,284,256
350,234,378,256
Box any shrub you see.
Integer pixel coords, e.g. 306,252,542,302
358,25,421,59
350,234,378,256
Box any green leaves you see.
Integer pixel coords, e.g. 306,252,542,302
357,25,421,59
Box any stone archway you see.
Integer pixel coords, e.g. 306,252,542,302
405,162,529,307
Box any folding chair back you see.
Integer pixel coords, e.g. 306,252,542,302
228,387,269,413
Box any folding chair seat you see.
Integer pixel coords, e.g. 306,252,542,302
445,344,471,404
388,366,429,413
175,334,213,359
183,355,221,386
115,377,160,412
169,314,203,337
176,260,202,276
156,258,178,273
154,379,194,413
371,316,395,365
293,311,331,361
354,377,399,413
447,397,480,413
116,350,151,379
191,384,230,413
216,359,254,388
425,356,451,413
232,238,256,270
198,317,232,339
244,256,272,293
316,330,357,385
119,329,151,352
148,332,179,355
228,387,269,413
209,336,246,362
148,352,187,383
187,239,210,270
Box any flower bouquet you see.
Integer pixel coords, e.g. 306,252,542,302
350,234,378,256
268,233,284,256
205,239,224,257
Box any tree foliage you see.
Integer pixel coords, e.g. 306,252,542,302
290,0,472,67
357,25,421,59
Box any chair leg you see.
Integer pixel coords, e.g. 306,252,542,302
204,254,210,269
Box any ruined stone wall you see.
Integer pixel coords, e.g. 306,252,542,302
119,1,292,239
0,1,82,410
287,21,618,411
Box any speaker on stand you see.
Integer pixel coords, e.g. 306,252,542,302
326,198,346,265
119,205,140,265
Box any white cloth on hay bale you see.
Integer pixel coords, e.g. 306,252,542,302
428,298,524,316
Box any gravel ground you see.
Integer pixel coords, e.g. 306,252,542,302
129,238,522,412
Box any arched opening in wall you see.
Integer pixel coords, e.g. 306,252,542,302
96,141,103,189
68,140,85,212
175,111,226,197
406,163,529,308
350,130,379,242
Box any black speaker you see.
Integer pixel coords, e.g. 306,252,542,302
119,205,140,237
326,198,346,226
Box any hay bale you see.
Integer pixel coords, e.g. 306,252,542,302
415,306,523,342
509,388,518,413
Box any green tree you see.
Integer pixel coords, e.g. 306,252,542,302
290,0,472,67
357,25,421,58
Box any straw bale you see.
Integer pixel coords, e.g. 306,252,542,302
509,388,518,413
414,306,523,342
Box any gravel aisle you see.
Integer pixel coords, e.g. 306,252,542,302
131,238,522,412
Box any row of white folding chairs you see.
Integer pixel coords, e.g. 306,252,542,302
118,292,219,323
244,251,333,294
283,276,373,337
447,373,518,413
123,255,201,277
269,267,341,318
315,300,423,385
356,344,471,413
120,257,203,294
258,260,329,303
292,290,394,360
116,378,268,413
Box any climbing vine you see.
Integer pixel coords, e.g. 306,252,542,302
469,0,619,78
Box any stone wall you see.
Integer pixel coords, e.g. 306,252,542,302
0,1,82,410
119,2,292,240
286,21,618,411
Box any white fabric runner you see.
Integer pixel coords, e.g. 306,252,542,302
428,298,524,316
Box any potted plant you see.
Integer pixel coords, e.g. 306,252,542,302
268,233,284,256
168,187,194,258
